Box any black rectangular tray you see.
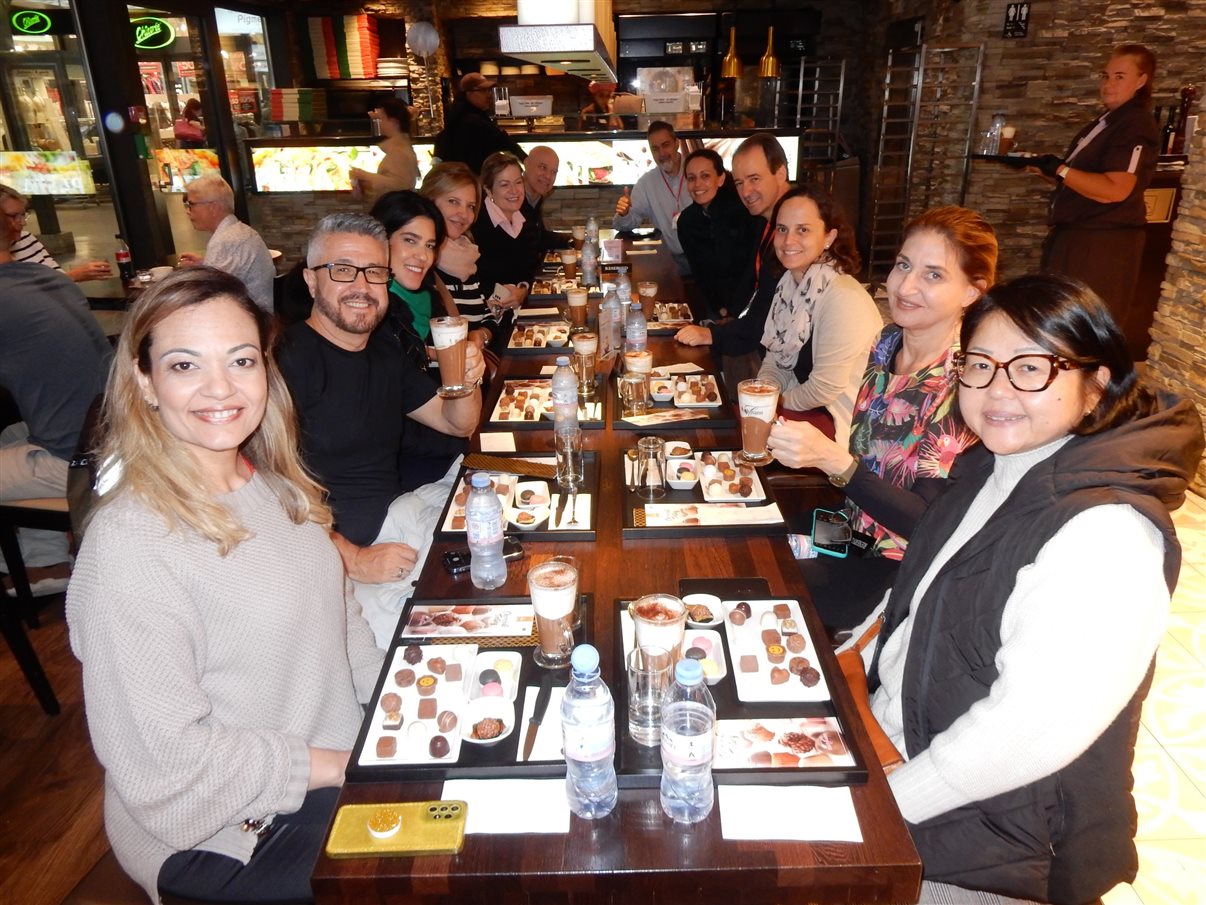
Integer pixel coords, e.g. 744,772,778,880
620,449,784,539
609,372,736,432
345,595,589,783
481,376,606,431
435,452,600,542
611,597,867,788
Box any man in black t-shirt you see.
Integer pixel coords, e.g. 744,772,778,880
278,212,485,646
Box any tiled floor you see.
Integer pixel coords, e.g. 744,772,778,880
1102,490,1206,905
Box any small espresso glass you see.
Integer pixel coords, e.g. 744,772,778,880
429,316,472,399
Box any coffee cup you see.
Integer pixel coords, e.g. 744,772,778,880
529,559,578,669
628,594,687,662
737,378,779,465
560,250,578,279
566,286,589,330
430,316,472,399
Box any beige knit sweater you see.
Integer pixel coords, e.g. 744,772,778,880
67,474,383,903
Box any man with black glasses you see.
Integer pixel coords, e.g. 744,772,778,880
278,213,484,646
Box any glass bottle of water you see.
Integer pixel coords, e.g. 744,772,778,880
465,472,506,590
551,355,579,435
659,658,716,823
561,644,618,819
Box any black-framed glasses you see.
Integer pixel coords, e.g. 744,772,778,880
3,209,28,222
182,199,216,210
308,262,392,285
956,352,1081,392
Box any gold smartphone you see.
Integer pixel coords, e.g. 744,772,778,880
325,801,467,859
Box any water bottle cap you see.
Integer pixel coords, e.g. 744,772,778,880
675,658,703,685
556,355,570,367
570,643,600,674
470,471,492,488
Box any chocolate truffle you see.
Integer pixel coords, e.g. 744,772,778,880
382,711,403,730
437,710,458,732
729,609,747,626
472,717,505,740
403,644,423,665
376,736,397,758
429,735,451,758
379,692,402,713
779,731,817,755
785,633,807,653
685,646,706,661
800,666,822,687
788,656,809,675
781,618,798,634
395,668,416,687
427,657,447,675
479,668,501,686
735,602,752,618
761,629,781,646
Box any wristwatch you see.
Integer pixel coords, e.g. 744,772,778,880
828,459,859,488
1056,164,1071,182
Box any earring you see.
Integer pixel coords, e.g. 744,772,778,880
147,400,159,412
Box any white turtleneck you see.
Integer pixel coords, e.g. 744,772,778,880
854,436,1169,824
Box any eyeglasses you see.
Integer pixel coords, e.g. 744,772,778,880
3,210,28,223
182,199,216,210
308,262,392,285
956,352,1081,392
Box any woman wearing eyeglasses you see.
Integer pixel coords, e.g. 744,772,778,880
847,274,1203,904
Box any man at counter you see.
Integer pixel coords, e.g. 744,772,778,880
675,133,792,381
613,121,692,273
0,247,112,595
434,73,527,176
178,175,275,314
278,213,485,647
521,145,573,253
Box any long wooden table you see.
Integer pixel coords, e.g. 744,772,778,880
312,242,922,904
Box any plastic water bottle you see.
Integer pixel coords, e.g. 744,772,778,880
659,659,716,823
623,293,647,353
561,644,618,819
465,472,506,590
979,112,1007,155
580,239,598,287
615,266,632,298
585,215,599,244
551,355,579,435
598,283,622,359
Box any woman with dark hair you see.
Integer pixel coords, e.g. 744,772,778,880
769,206,997,631
369,190,466,491
848,274,1203,904
472,151,541,306
350,97,419,205
756,185,881,442
67,267,383,903
173,97,205,148
676,148,756,320
1032,43,1159,351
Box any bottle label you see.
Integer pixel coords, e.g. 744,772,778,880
563,720,615,762
661,720,714,767
466,511,502,546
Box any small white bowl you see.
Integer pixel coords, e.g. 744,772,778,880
665,441,693,459
461,698,514,746
683,593,723,628
514,481,551,509
507,505,549,531
650,380,675,402
667,460,699,491
545,329,569,348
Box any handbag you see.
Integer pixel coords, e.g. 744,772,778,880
835,615,905,770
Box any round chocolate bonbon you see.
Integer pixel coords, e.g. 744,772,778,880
429,735,450,758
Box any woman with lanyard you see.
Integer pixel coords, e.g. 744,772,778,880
1029,43,1159,345
613,121,692,274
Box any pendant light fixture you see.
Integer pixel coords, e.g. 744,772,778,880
720,25,742,78
758,26,780,79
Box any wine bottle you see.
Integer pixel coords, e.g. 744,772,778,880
1161,105,1179,156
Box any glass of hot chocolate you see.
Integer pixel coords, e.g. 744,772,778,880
430,316,473,399
529,559,579,668
736,378,779,465
628,593,687,662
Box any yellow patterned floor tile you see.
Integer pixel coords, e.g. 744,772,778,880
1171,564,1206,613
1142,669,1206,748
1166,614,1206,667
1157,632,1204,673
1132,746,1206,840
1131,838,1206,905
1163,744,1206,799
1102,882,1144,905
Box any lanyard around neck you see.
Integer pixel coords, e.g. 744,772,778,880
659,164,685,215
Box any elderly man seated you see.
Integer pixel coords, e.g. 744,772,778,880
178,174,275,312
278,212,485,646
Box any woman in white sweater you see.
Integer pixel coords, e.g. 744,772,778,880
756,185,881,445
852,274,1204,904
67,267,384,904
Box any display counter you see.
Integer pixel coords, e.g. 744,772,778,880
243,128,803,192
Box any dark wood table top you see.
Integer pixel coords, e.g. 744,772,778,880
312,242,921,905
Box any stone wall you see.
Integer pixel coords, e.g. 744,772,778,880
1148,98,1206,490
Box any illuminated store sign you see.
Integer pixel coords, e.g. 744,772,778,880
11,9,52,34
132,17,176,50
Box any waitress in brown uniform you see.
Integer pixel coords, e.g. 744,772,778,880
1036,43,1158,338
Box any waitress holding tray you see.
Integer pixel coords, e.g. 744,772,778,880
1033,43,1159,337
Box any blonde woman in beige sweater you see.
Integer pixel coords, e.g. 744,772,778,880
67,267,383,904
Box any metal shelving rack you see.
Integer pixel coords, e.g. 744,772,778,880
867,43,983,282
776,56,846,161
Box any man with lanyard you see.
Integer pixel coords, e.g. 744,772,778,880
613,121,692,274
674,133,792,383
